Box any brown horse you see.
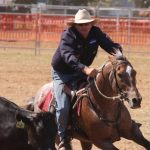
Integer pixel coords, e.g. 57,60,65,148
31,52,150,150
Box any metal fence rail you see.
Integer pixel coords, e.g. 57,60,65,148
0,4,150,53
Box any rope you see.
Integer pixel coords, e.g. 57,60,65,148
94,75,120,101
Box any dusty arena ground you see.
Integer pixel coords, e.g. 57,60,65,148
0,47,150,149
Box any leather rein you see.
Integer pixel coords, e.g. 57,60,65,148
94,59,131,102
73,59,132,126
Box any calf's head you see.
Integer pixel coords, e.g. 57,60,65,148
16,111,57,150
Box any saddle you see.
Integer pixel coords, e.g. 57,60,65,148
37,79,93,141
38,80,88,115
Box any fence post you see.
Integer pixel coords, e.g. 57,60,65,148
116,13,120,43
35,6,41,55
127,9,131,53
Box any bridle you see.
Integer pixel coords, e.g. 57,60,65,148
72,58,134,126
84,59,132,126
94,59,132,102
73,58,132,109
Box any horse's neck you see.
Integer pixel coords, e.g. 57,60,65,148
90,66,118,110
96,67,115,97
89,79,119,119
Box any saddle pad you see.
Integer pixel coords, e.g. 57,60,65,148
38,90,53,112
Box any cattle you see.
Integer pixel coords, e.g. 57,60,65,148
0,96,57,150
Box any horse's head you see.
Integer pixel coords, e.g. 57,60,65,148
109,51,142,109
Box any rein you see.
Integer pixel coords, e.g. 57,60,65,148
94,60,130,102
72,60,129,109
72,83,122,126
73,59,131,126
112,61,132,102
93,77,120,101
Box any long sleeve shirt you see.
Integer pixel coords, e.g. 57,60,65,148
51,26,122,74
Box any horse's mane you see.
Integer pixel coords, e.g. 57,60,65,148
115,50,127,62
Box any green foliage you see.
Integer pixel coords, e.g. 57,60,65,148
48,0,99,6
67,0,99,6
13,0,150,8
13,0,37,4
133,0,150,8
97,0,150,8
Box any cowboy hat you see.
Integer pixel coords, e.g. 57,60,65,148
66,9,99,26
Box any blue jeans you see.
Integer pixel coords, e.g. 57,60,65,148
51,69,85,140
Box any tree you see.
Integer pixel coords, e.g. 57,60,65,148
97,0,150,8
67,0,99,6
132,0,150,8
13,0,150,8
47,0,99,6
13,0,37,4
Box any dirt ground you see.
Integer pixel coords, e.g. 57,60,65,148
0,47,150,150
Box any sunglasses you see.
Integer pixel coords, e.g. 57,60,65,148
76,23,91,26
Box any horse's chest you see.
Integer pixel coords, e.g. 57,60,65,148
80,117,120,142
110,127,121,142
98,124,120,142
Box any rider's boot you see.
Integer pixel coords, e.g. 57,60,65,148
58,137,72,150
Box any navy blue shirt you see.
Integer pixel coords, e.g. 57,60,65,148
51,26,122,74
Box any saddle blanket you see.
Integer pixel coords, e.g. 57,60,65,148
38,90,54,112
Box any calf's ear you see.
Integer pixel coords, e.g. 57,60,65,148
16,113,31,125
16,112,37,125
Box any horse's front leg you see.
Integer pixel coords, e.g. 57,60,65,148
123,120,150,149
80,141,92,150
92,141,119,150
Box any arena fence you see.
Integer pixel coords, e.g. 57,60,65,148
0,5,150,54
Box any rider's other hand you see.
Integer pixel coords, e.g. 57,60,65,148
82,66,98,77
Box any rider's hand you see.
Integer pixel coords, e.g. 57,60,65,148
82,66,98,77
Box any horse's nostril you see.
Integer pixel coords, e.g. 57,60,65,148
132,98,138,104
131,98,141,109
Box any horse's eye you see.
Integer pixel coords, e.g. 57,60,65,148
118,73,123,78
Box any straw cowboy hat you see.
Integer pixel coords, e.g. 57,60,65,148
66,9,99,26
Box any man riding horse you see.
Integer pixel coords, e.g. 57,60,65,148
51,9,122,150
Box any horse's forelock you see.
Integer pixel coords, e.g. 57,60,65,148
115,50,127,61
115,50,123,59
